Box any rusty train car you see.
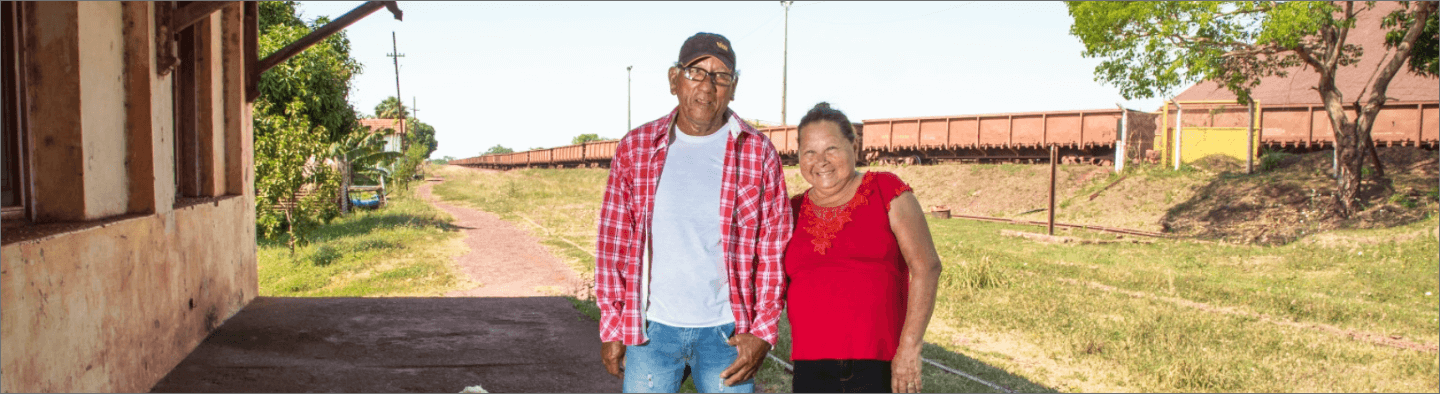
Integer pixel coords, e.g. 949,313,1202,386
450,102,1435,170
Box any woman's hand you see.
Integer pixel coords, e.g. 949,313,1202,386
891,344,924,393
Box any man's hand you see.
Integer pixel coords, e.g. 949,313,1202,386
720,333,771,387
602,341,626,379
891,344,923,393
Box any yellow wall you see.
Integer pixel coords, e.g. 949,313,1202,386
1179,127,1262,164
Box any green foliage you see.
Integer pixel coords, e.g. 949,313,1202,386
406,116,438,158
484,144,514,155
1258,149,1296,172
571,133,604,145
432,155,457,165
374,96,410,120
256,1,362,144
254,1,363,246
258,183,468,297
1068,1,1437,217
253,101,341,251
1066,1,1335,104
1384,2,1439,77
389,141,431,191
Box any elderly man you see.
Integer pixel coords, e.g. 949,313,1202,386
595,32,792,393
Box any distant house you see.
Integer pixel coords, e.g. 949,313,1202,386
358,117,407,153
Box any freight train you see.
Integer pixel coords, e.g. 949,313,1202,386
450,101,1437,170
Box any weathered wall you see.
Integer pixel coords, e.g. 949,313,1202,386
1,2,256,393
0,198,256,392
78,1,129,218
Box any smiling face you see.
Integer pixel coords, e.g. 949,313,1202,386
798,120,859,191
668,56,736,135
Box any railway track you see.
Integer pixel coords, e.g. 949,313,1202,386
948,213,1170,238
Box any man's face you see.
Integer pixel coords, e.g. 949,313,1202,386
669,56,737,130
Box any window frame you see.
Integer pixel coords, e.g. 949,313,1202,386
2,1,28,222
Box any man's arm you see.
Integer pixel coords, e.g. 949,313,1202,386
721,142,792,386
748,144,792,344
595,141,634,377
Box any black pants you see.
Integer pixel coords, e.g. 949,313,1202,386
793,359,892,393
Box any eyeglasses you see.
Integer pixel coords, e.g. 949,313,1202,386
678,65,738,87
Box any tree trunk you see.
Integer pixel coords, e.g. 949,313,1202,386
284,202,296,255
339,158,352,214
1334,123,1363,216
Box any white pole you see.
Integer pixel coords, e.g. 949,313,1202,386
1116,109,1127,173
1174,106,1183,170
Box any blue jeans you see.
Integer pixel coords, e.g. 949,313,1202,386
623,321,753,393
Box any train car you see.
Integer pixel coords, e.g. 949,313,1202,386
583,140,619,167
553,144,585,165
859,109,1148,165
1160,100,1438,149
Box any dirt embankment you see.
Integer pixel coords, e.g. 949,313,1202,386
1161,147,1438,244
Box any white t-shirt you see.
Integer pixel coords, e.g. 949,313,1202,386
645,118,736,328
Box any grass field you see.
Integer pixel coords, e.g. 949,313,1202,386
431,164,1438,392
256,178,471,297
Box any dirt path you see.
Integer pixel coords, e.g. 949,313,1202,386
416,178,586,299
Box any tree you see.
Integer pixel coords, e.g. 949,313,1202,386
572,133,604,145
484,144,514,155
1067,1,1438,217
254,1,364,246
374,96,409,120
256,1,362,145
406,116,438,158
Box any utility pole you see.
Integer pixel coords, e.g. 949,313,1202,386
387,32,405,137
781,1,793,126
627,65,633,132
412,96,419,118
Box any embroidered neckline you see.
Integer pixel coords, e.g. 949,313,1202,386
799,172,875,255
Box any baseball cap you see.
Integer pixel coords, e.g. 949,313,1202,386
678,32,736,70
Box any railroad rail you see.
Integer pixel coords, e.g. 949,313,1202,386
949,214,1171,238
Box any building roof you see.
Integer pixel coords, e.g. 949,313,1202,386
358,118,406,135
1174,2,1438,106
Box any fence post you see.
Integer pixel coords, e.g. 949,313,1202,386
1049,145,1057,236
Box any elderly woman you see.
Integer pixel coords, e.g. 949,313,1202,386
784,102,943,393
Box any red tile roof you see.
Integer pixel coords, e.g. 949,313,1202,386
358,118,406,135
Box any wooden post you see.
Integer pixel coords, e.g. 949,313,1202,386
1048,145,1057,235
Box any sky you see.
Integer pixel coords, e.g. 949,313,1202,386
294,1,1169,160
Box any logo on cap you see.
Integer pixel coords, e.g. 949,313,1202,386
717,42,729,51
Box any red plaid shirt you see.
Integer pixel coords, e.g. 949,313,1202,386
596,107,792,346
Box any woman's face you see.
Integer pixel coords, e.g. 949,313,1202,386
798,120,858,191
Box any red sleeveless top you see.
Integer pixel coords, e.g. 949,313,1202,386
785,171,912,361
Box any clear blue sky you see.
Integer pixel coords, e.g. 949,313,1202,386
295,1,1168,160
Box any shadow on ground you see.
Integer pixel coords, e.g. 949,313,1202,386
918,342,1057,393
150,296,619,393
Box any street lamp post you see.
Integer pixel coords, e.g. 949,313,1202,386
627,65,633,132
781,1,793,126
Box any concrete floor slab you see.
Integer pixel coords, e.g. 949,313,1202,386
150,296,620,393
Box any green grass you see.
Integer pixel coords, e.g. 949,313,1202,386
257,179,471,297
927,217,1439,392
433,164,1440,393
